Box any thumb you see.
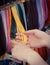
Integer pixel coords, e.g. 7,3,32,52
23,30,35,36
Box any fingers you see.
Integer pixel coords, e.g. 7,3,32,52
23,29,39,34
15,33,22,40
33,29,49,39
16,33,28,45
23,30,35,35
24,29,44,39
15,29,43,38
14,29,43,47
11,39,22,48
23,29,40,39
16,32,29,38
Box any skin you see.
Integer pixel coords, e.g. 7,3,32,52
25,29,50,48
16,29,50,48
11,40,48,65
11,29,50,65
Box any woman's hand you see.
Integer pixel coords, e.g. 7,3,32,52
11,40,48,65
24,29,50,48
16,29,50,48
11,39,33,61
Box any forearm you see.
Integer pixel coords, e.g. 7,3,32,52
46,35,50,48
48,35,50,48
26,50,48,65
27,56,48,65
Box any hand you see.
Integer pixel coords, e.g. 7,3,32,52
16,29,50,48
24,29,50,48
11,39,33,61
11,40,48,65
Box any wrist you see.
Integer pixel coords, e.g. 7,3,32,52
23,48,34,64
25,50,34,65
